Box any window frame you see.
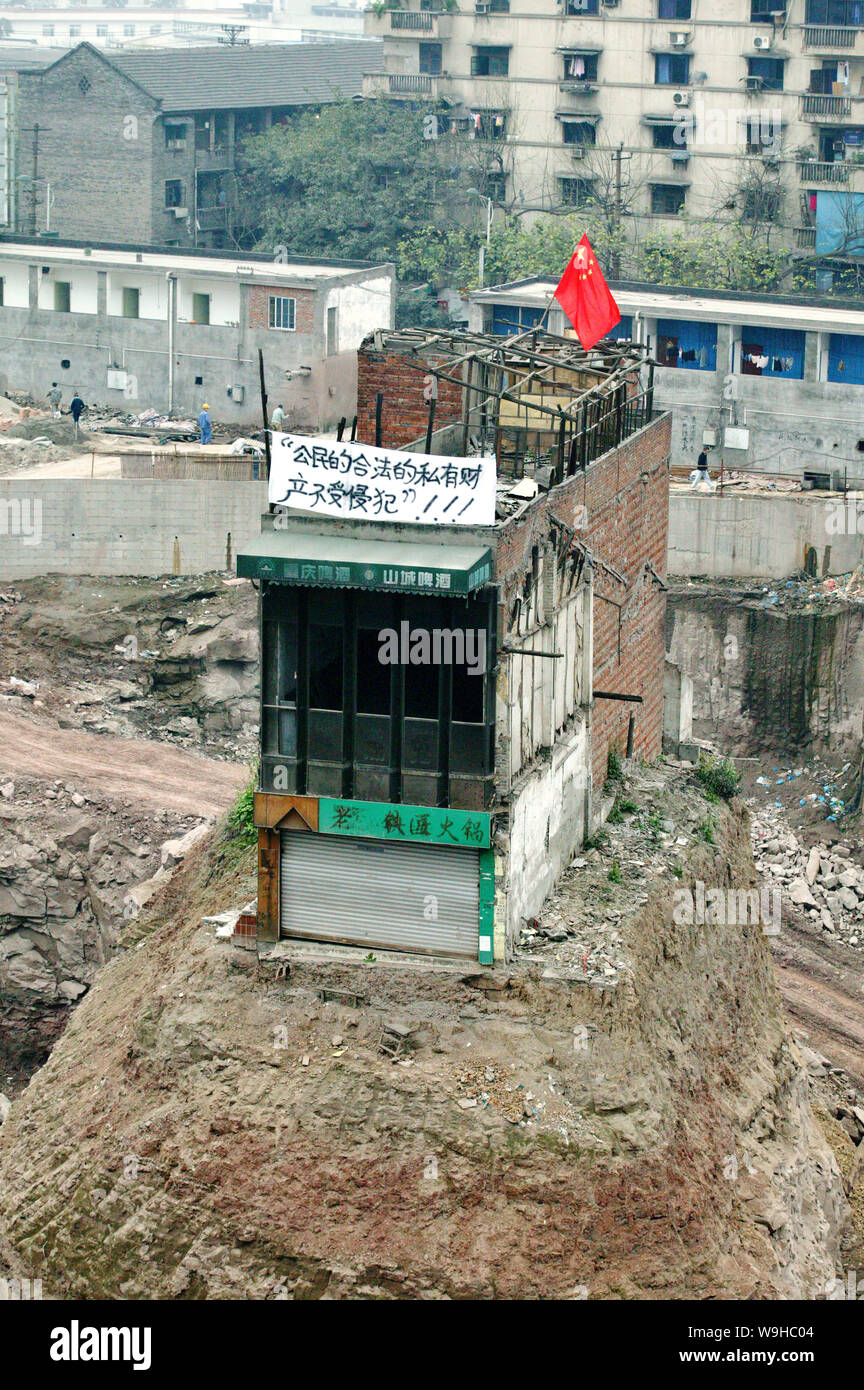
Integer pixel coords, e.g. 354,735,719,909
269,295,297,332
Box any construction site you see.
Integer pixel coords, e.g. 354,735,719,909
0,318,862,1316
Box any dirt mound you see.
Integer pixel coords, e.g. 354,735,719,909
0,780,851,1300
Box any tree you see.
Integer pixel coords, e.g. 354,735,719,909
639,224,788,291
237,99,481,266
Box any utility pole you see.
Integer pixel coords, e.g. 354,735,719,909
30,123,38,235
612,142,623,281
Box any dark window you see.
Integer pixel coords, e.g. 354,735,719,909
748,56,785,90
652,122,688,149
121,287,140,319
53,281,71,312
564,0,599,12
651,183,687,214
309,626,344,710
563,52,599,81
261,589,494,806
751,0,785,14
356,629,390,715
658,0,691,14
419,41,442,75
562,120,596,146
0,278,4,307
471,46,510,76
655,53,690,84
164,123,186,149
806,0,864,21
164,179,184,208
561,177,595,207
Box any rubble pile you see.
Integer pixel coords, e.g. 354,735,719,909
751,800,864,949
519,760,710,984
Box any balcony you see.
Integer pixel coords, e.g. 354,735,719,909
803,24,858,45
364,8,447,37
800,92,854,118
362,72,439,98
559,80,598,97
795,225,817,247
196,206,229,231
797,158,851,182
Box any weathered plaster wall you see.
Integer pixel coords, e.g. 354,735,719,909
666,585,864,756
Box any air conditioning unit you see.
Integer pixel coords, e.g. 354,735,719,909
571,146,585,159
670,30,690,45
745,75,764,92
172,207,189,218
475,1,490,10
753,33,772,48
672,90,690,106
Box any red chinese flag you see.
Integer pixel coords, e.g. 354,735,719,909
553,234,621,351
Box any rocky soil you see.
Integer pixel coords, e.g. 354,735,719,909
0,574,259,760
0,766,855,1300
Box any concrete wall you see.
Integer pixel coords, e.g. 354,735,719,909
668,492,864,580
499,719,589,958
0,478,267,579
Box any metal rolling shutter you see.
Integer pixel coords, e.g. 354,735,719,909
279,831,480,958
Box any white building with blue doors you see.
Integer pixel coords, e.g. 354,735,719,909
471,277,864,487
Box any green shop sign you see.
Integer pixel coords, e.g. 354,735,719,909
319,797,491,849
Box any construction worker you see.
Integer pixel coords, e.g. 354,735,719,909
689,446,715,491
69,390,85,442
46,382,62,419
198,403,212,446
271,403,286,432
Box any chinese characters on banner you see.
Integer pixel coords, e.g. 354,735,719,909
269,433,497,527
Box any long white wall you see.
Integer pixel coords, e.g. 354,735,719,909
668,492,864,580
0,479,267,579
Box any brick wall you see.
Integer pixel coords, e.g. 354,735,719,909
496,415,671,791
16,48,158,244
356,342,464,446
248,285,314,334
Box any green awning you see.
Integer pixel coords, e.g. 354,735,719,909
237,528,495,596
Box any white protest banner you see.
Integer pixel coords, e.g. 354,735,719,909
269,432,496,527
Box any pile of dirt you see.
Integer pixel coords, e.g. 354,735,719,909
0,771,853,1300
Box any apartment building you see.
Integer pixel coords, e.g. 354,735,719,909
363,0,864,246
0,236,395,424
0,4,364,50
2,39,382,247
471,273,864,480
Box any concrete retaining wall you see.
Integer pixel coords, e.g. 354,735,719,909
0,479,267,579
669,492,864,580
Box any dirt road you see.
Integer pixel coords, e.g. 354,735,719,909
0,709,245,816
772,918,864,1087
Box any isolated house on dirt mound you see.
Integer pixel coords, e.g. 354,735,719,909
239,327,671,964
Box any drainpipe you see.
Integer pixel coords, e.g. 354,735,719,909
166,272,177,415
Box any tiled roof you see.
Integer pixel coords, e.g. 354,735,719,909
109,39,382,112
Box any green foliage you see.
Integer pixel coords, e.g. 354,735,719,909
608,796,638,825
639,226,787,293
696,753,741,802
607,746,623,783
672,864,684,879
608,859,622,884
583,829,608,851
240,100,457,266
697,819,715,845
228,762,258,846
